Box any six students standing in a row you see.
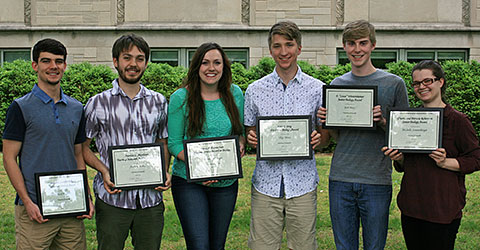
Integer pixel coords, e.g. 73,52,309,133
2,19,480,250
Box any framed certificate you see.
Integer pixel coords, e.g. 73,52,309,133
322,85,377,129
108,143,166,190
35,170,90,219
183,136,243,183
256,115,312,160
387,108,443,153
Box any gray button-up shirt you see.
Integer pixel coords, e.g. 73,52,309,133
244,67,324,199
84,79,168,209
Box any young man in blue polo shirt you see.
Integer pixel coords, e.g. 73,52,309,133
2,38,92,249
244,21,329,250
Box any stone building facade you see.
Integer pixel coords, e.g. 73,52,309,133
0,0,479,68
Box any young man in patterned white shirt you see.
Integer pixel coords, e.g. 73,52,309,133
82,34,171,250
244,21,330,250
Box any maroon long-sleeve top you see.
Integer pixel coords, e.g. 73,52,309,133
395,104,480,224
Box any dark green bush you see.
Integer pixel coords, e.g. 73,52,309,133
61,62,116,104
141,63,187,100
1,59,479,152
443,60,480,135
0,60,37,140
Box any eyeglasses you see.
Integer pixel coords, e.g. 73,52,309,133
411,78,439,88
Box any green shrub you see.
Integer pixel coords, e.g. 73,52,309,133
61,62,116,104
1,58,479,152
141,63,187,100
0,60,37,140
245,57,276,84
442,60,480,135
231,62,252,92
0,60,36,97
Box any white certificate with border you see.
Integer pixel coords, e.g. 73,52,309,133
184,136,243,182
323,85,377,129
257,115,312,160
35,170,90,219
108,143,166,190
387,108,443,153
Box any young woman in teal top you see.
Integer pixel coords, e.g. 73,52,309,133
167,42,245,249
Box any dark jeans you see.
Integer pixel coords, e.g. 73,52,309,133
171,175,238,250
329,180,392,250
95,197,165,250
401,214,461,250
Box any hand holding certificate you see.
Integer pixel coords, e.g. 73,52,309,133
108,143,166,190
322,85,377,129
387,108,443,153
184,136,243,183
256,116,312,160
35,170,90,219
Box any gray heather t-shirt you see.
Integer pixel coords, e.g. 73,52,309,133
329,69,409,185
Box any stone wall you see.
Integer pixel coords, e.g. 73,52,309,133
344,0,462,24
31,0,115,26
124,0,242,24
0,0,24,23
2,29,480,67
251,0,334,26
473,0,480,26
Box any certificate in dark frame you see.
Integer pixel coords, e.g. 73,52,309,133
322,85,378,130
108,143,166,190
35,169,90,219
386,108,444,153
183,135,243,183
256,115,313,161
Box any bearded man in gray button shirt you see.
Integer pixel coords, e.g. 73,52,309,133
82,34,171,250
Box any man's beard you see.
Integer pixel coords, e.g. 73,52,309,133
117,67,145,84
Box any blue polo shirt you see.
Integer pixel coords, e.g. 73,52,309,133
3,84,86,205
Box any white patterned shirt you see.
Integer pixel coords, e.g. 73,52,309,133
84,79,168,209
244,66,324,199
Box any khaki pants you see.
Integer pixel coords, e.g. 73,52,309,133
248,186,318,250
15,205,86,250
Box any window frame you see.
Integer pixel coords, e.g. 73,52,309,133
1,48,31,66
337,48,469,68
150,48,249,68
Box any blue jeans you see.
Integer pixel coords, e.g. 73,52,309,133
329,180,392,250
171,175,238,250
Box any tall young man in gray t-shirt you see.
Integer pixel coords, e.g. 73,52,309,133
318,20,409,249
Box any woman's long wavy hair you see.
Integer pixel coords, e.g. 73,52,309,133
182,42,243,138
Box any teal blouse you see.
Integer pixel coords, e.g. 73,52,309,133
167,84,244,187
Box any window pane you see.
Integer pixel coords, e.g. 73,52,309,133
188,50,195,66
438,51,466,62
371,51,396,68
338,51,348,65
4,50,30,62
151,50,179,66
225,50,248,68
371,59,397,69
371,51,396,59
407,51,435,63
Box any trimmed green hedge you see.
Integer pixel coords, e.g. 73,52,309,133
1,59,479,151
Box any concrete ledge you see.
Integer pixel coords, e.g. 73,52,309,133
1,23,480,32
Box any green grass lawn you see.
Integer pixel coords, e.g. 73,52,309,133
1,153,479,249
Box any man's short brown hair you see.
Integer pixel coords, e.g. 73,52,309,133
342,20,376,45
268,21,302,48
